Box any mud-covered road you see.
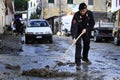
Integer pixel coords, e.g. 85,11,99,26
0,35,120,80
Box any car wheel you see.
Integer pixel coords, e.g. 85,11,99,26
25,35,29,44
49,37,53,43
93,34,100,42
114,36,119,46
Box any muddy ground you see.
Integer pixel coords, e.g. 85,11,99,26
0,34,120,80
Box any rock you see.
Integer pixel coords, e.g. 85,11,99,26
33,61,38,63
57,61,66,66
5,64,20,70
3,72,10,75
66,62,75,65
111,58,118,60
45,65,50,69
56,31,61,36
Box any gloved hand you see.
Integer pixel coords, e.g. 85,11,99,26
72,38,77,44
72,28,86,44
82,28,86,34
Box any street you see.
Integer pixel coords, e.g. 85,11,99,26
0,35,120,80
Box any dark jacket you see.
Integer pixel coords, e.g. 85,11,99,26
71,10,95,39
14,19,22,32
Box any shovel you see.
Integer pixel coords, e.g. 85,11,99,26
52,30,85,70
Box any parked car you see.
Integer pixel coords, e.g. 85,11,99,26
25,19,53,44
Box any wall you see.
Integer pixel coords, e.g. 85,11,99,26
0,0,6,33
28,0,94,19
115,10,120,28
28,0,38,19
93,0,107,12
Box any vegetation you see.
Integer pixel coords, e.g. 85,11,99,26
14,0,29,11
30,12,39,19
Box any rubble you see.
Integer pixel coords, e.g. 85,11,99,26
55,61,75,66
5,64,21,70
57,61,66,66
22,68,78,77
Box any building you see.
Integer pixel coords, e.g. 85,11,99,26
28,0,95,19
28,0,109,33
0,0,6,33
111,0,120,27
0,0,14,33
28,0,94,33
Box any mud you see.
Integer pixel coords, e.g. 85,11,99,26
0,34,22,54
0,34,120,80
56,61,66,66
22,68,78,78
5,64,21,70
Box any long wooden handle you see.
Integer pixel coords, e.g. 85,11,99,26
52,31,85,70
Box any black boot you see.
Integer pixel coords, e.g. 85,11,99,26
75,58,81,70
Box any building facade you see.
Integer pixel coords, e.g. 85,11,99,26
28,0,95,19
28,0,108,33
93,0,107,12
0,0,6,33
0,0,14,33
111,0,120,27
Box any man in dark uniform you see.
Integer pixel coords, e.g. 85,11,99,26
71,2,95,69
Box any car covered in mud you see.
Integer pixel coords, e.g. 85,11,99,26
25,19,53,44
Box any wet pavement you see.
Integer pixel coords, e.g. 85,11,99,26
0,35,120,80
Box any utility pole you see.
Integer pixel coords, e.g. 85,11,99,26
106,0,108,19
59,0,62,32
37,0,43,19
40,0,43,19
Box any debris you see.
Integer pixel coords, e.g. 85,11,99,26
3,72,10,75
57,61,66,66
66,62,75,66
108,51,114,53
22,68,78,77
45,65,50,69
5,64,21,70
32,61,38,63
111,58,118,60
56,31,61,36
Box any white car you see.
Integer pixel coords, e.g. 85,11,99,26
25,19,53,44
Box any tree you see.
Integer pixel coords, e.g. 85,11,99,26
14,0,29,11
30,12,39,19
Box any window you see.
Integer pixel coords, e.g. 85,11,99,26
30,2,32,7
67,0,73,4
29,21,49,27
48,0,54,3
34,3,35,7
88,0,93,5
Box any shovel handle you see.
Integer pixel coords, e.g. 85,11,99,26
52,31,85,70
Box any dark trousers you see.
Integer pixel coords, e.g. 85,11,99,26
75,33,90,63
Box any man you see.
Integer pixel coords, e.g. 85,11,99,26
71,2,95,69
14,18,22,35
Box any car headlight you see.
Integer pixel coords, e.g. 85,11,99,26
45,32,52,34
26,32,34,34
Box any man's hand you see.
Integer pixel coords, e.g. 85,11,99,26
73,38,77,44
82,29,86,34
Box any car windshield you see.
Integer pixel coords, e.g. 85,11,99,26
28,21,49,27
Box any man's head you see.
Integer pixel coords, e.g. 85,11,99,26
79,2,87,15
